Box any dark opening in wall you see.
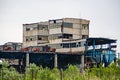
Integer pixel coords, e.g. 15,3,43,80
63,43,69,48
26,28,30,31
63,34,73,39
30,38,33,41
26,39,28,41
70,43,76,47
54,20,56,23
82,35,88,39
38,37,42,40
82,24,89,29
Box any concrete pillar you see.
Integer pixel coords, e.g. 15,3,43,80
54,54,57,68
26,52,29,68
80,54,84,73
93,39,95,57
108,44,111,63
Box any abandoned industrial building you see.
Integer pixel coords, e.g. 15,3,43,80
23,18,89,53
0,18,117,70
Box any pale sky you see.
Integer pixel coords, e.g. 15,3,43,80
0,0,120,52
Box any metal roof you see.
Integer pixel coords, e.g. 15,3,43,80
87,37,116,46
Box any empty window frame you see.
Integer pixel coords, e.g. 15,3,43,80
49,23,62,29
38,35,48,41
26,28,30,31
63,22,73,28
49,34,62,40
70,43,76,47
26,39,29,41
63,34,73,39
82,24,89,29
82,35,88,39
49,34,73,40
33,27,38,30
62,43,76,48
62,43,69,48
26,36,37,41
38,35,42,40
38,25,48,30
38,37,42,40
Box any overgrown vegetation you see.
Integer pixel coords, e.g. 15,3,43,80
0,61,120,80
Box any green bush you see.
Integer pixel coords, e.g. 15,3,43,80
0,62,120,80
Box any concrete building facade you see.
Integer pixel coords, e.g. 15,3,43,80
23,18,89,53
49,18,89,44
23,22,49,47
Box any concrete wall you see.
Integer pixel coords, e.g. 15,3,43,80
38,30,49,35
23,41,38,48
23,18,89,53
23,22,49,47
56,46,85,53
82,29,89,35
63,18,89,24
49,39,62,44
49,28,62,34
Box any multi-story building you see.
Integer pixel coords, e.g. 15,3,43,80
23,22,49,47
23,18,90,53
48,18,89,53
49,18,89,43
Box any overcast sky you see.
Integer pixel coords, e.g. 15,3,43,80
0,0,120,52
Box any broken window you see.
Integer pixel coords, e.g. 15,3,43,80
63,43,69,48
26,36,37,41
30,38,33,41
49,23,62,29
38,37,42,40
70,43,76,47
49,34,73,40
26,28,30,31
38,25,48,30
38,35,48,41
63,34,73,39
82,24,89,29
26,39,28,41
82,35,88,39
49,34,62,40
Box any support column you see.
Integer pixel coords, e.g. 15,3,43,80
54,53,57,68
100,45,103,63
93,39,95,57
85,40,88,68
80,54,84,73
26,52,29,68
108,44,111,63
